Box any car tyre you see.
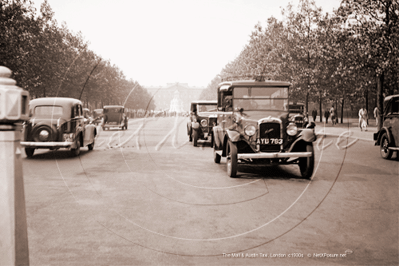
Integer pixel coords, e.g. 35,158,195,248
213,142,221,164
193,130,198,147
88,139,95,151
299,143,314,179
25,148,35,158
71,139,81,156
380,132,393,159
226,140,237,177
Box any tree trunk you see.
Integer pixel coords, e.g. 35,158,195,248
376,73,384,131
341,98,344,123
319,91,322,122
365,87,369,124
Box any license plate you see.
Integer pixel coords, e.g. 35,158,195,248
256,138,283,145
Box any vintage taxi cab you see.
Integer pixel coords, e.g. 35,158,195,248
288,102,308,128
187,100,217,146
212,78,317,178
102,105,128,130
20,97,97,157
373,94,399,159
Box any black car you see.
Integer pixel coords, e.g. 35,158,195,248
373,94,399,159
187,100,217,146
212,79,317,178
20,97,97,157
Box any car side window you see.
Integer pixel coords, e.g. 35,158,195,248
392,99,399,114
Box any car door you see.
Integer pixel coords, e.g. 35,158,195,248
385,98,399,145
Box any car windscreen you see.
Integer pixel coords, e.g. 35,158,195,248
233,87,288,111
104,108,123,113
197,104,217,112
33,105,63,118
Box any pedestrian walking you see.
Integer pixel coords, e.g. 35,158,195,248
330,106,336,125
361,108,368,131
312,108,317,122
373,106,380,127
324,109,329,123
358,107,364,129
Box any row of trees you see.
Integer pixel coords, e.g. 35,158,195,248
200,0,398,127
0,0,155,110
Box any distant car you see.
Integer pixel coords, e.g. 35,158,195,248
102,105,128,130
373,94,399,159
212,78,317,178
20,97,97,157
288,102,308,128
187,100,218,146
92,109,103,125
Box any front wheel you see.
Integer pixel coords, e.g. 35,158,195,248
226,140,238,177
298,144,314,179
380,133,393,159
88,139,95,151
25,148,35,158
192,130,198,147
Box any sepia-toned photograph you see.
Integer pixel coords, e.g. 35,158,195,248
0,0,398,265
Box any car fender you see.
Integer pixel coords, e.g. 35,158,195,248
226,130,240,142
84,124,96,146
287,129,316,152
192,121,200,130
375,127,394,146
213,126,223,149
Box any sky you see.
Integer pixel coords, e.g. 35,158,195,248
33,0,342,88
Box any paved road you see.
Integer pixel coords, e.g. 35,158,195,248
22,117,398,265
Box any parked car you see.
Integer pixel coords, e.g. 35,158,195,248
187,100,217,146
20,97,97,157
288,102,308,128
92,109,103,125
373,94,399,159
212,79,317,178
102,105,128,130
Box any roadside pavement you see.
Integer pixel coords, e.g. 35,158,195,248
311,117,377,142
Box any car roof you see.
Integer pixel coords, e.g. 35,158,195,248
29,97,82,107
384,94,399,102
103,105,124,108
219,80,291,90
191,100,217,104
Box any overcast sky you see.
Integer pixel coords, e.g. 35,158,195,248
33,0,342,87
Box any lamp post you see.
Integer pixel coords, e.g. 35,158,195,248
0,66,30,265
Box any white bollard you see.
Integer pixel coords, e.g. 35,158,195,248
0,66,29,266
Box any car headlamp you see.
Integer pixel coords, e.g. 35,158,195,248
200,119,208,127
244,125,256,136
39,129,50,141
286,123,298,136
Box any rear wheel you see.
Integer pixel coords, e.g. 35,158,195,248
71,139,81,156
25,148,35,158
299,144,314,179
380,133,393,159
193,130,198,147
226,140,238,177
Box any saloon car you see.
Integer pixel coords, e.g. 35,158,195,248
187,100,217,146
288,102,308,128
102,105,128,130
212,79,317,178
373,94,399,159
21,97,97,157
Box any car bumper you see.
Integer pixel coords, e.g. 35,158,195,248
21,141,75,149
237,152,312,159
103,123,123,128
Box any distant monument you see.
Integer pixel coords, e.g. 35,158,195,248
168,90,184,114
143,82,205,111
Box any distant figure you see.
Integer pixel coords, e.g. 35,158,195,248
330,106,336,125
373,106,380,127
358,107,364,129
312,108,317,122
361,108,368,131
324,109,330,123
